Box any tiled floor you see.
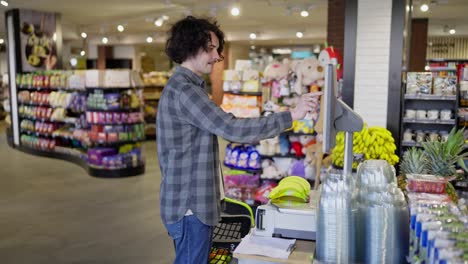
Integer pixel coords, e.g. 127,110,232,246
0,122,176,264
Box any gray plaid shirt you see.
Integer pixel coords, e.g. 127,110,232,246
157,66,292,226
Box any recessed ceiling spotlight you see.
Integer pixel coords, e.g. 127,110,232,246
449,28,456,34
81,32,87,39
231,7,240,16
0,39,4,44
102,37,108,44
0,1,8,7
146,36,153,43
154,18,163,27
249,33,257,40
296,31,304,38
80,50,86,56
420,4,429,12
117,25,125,32
300,10,309,17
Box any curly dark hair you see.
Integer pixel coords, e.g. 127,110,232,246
165,16,225,64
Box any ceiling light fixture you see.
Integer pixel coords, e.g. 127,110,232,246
296,31,304,38
146,36,153,43
449,28,456,34
249,33,257,40
81,32,87,39
154,18,163,27
117,25,125,32
250,45,255,50
420,4,429,12
0,38,4,44
300,10,309,17
80,50,86,56
0,1,8,7
102,37,108,44
231,7,240,16
162,15,169,21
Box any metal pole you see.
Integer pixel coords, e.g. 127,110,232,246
344,131,354,176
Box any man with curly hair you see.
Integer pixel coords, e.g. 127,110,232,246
157,16,320,263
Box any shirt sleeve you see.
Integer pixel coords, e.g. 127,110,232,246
178,84,292,143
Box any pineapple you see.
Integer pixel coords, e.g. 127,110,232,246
422,128,467,177
422,128,467,202
400,147,427,176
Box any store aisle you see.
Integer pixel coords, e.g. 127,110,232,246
0,122,175,264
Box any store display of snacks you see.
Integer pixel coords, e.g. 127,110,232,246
88,124,145,144
20,134,56,150
87,145,143,169
15,70,146,176
86,111,143,125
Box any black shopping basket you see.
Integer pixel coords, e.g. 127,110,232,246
208,197,254,264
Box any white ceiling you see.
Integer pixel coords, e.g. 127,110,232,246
1,0,468,46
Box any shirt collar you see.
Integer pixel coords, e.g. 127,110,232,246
176,66,206,88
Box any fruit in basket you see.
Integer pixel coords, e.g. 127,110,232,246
209,248,231,264
331,124,399,168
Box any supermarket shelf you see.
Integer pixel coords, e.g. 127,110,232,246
401,141,422,147
85,87,142,92
261,153,305,159
403,118,456,125
19,102,51,107
144,96,160,101
87,121,144,126
86,108,141,113
88,163,145,178
427,59,468,62
90,140,144,147
427,67,457,71
18,86,87,92
144,85,165,89
19,102,86,113
10,142,144,178
404,94,456,101
224,91,262,96
282,130,317,136
19,115,79,124
223,164,261,173
21,130,54,138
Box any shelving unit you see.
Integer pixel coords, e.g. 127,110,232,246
10,71,146,178
400,71,459,155
142,85,164,139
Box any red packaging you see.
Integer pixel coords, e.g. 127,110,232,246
406,174,450,194
97,132,107,143
107,132,118,142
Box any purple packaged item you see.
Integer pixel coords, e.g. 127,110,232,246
105,93,121,110
113,112,121,123
121,113,128,123
87,148,117,166
105,112,113,123
98,112,106,124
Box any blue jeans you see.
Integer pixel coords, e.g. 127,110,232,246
165,215,214,264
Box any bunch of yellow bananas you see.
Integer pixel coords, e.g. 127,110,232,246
331,125,399,168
